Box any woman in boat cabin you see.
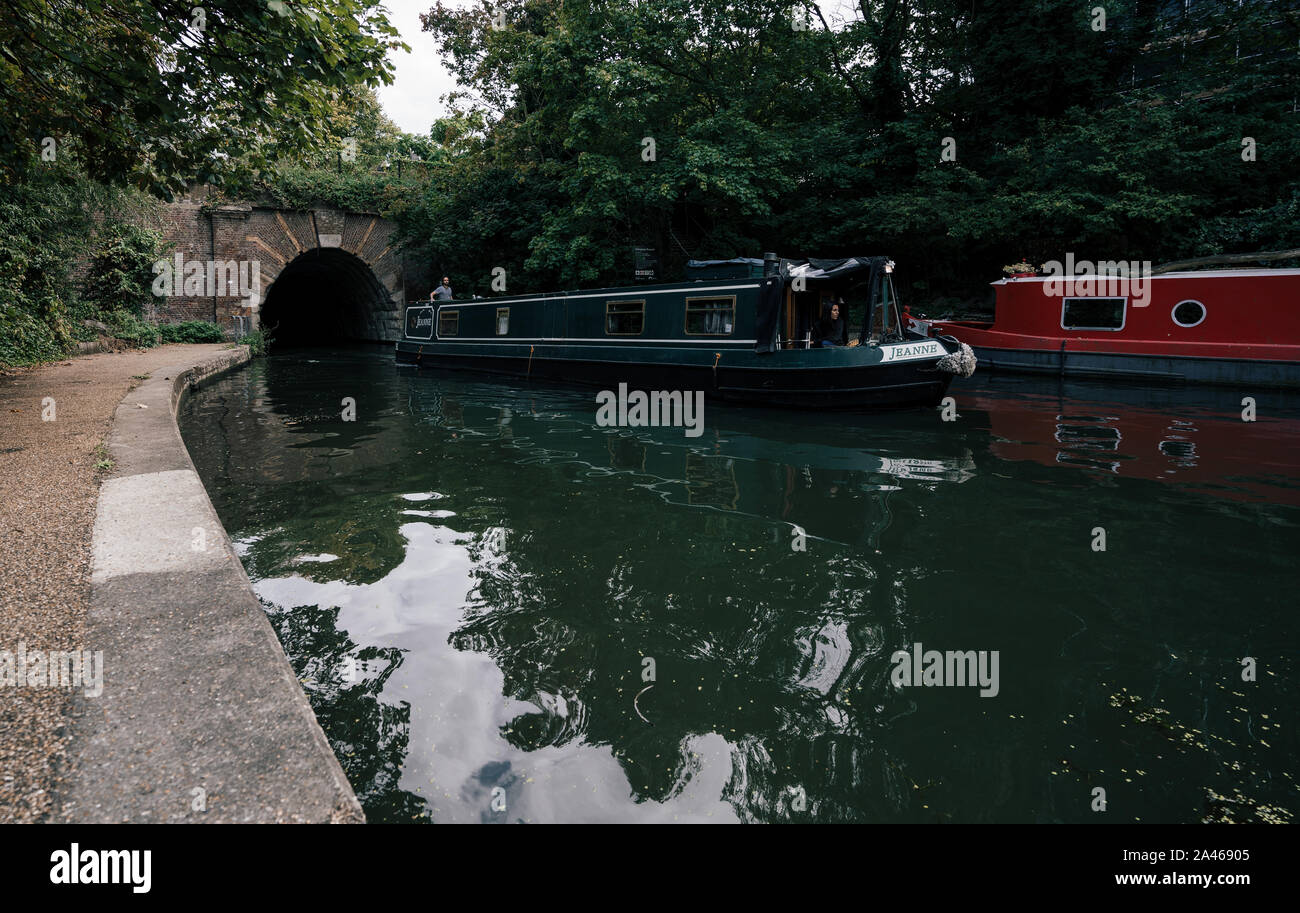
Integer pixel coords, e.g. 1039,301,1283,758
815,296,849,347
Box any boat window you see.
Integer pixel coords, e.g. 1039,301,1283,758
438,309,459,337
496,307,510,335
1061,297,1126,331
1172,299,1206,328
685,296,736,335
606,300,645,335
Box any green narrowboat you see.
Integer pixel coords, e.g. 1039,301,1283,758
395,254,976,410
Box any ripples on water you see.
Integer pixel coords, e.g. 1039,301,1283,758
180,349,1299,823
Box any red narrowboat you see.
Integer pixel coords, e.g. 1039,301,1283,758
921,268,1300,387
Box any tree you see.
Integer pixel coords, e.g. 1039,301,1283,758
408,0,1299,303
0,0,405,196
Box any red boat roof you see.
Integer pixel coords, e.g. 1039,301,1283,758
992,268,1300,285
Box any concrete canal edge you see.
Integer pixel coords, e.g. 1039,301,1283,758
57,346,365,823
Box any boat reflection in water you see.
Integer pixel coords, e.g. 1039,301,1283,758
180,350,1299,824
422,383,979,549
957,374,1300,506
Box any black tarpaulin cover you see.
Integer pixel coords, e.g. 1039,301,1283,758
755,274,784,353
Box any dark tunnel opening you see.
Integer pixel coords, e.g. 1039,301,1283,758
259,248,393,346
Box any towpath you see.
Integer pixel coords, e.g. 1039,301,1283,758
0,345,227,822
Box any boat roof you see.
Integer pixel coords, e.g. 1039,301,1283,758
993,267,1300,285
418,276,763,309
413,255,894,307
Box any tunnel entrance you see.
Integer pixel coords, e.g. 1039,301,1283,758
260,248,394,346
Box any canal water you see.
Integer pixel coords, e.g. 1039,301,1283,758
179,347,1298,823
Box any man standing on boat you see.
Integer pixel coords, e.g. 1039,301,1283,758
431,276,454,301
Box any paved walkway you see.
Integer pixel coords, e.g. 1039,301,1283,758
52,346,361,823
0,345,228,822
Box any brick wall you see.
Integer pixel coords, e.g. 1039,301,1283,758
152,184,219,324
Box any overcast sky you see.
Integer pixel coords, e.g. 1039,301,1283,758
376,1,860,135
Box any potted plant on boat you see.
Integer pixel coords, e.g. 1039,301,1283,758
1002,260,1037,279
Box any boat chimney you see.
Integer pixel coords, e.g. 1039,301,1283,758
763,252,779,277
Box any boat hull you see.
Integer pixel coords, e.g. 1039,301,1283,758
967,344,1300,387
394,341,956,410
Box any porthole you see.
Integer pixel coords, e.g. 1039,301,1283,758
1172,299,1206,328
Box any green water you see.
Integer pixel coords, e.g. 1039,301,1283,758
179,347,1298,823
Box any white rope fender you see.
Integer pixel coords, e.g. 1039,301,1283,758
935,341,977,377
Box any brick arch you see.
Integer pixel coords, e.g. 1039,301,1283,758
154,187,420,342
260,247,395,344
242,207,404,342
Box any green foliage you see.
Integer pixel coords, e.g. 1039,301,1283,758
64,298,109,343
241,86,437,214
238,327,274,357
158,321,227,344
314,86,414,161
256,166,417,215
0,303,69,367
0,1,405,197
0,170,96,365
106,312,160,349
410,0,1300,306
93,443,114,473
83,222,168,317
99,315,228,349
